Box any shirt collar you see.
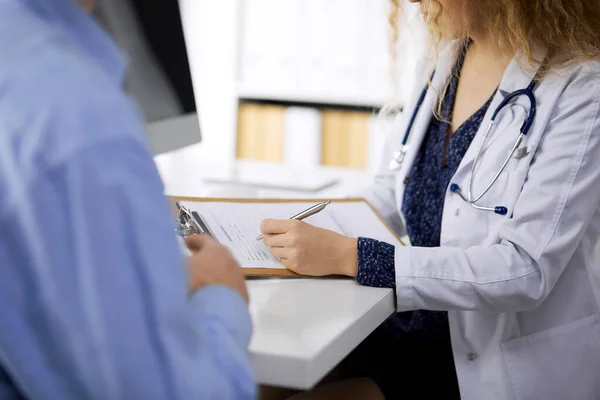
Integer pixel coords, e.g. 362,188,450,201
23,0,127,85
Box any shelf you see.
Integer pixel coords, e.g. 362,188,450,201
237,83,392,110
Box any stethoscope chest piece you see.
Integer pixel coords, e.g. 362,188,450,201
389,145,408,171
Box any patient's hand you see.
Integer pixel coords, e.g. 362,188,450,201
186,235,249,303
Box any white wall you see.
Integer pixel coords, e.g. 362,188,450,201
178,0,429,165
178,0,240,163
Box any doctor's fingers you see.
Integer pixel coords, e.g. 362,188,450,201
269,246,291,260
260,218,301,235
262,233,293,247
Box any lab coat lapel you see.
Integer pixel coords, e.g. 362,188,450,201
395,42,461,220
397,42,461,182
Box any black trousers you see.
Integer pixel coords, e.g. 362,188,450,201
337,325,462,399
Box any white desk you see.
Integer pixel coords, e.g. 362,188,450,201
154,142,375,200
153,129,395,389
247,279,394,389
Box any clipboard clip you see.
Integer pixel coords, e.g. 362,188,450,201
175,202,201,238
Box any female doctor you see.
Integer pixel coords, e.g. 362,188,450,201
260,0,600,399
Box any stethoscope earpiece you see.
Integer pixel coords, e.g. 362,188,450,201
494,207,508,216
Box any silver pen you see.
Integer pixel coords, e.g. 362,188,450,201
256,200,332,241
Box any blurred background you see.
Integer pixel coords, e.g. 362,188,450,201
95,0,429,198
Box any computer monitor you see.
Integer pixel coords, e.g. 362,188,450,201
128,0,196,115
94,0,201,155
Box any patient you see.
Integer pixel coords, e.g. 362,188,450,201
0,0,255,398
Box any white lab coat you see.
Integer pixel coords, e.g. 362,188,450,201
363,41,600,400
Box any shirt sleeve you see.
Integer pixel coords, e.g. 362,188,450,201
356,237,397,289
0,139,256,399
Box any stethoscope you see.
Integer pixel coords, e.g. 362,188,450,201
389,59,549,216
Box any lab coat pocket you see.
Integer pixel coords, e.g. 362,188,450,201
482,170,528,223
502,314,600,400
498,170,527,215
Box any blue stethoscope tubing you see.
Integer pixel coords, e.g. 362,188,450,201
390,58,549,216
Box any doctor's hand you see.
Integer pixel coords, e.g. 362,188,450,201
185,234,249,303
260,219,358,277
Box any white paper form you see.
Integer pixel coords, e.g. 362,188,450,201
181,202,347,269
326,202,403,247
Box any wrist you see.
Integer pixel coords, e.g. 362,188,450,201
338,237,358,277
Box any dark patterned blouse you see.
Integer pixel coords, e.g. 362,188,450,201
356,43,495,340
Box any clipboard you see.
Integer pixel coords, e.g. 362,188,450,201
170,196,404,278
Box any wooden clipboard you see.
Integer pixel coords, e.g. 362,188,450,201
170,196,405,277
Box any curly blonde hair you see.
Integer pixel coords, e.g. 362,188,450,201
385,0,600,120
389,0,600,75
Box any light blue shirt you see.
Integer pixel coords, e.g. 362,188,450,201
0,0,256,398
